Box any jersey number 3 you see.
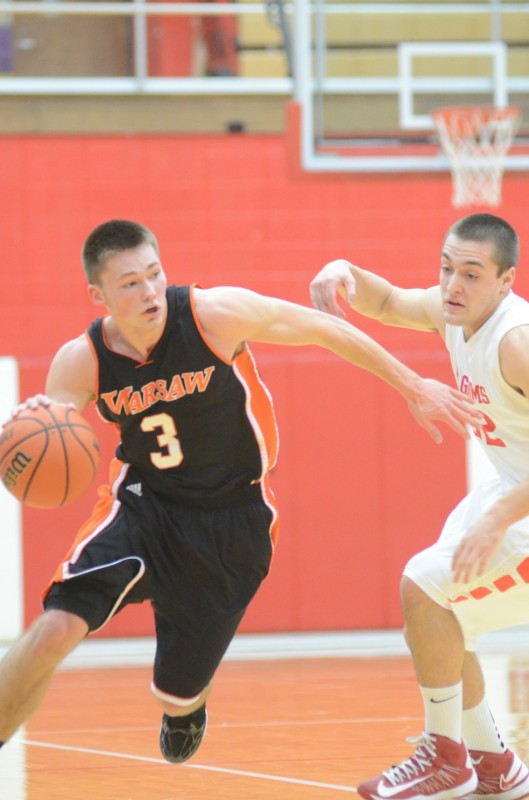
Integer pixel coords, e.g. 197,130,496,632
141,412,184,468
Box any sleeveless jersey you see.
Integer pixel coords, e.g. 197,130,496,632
445,290,529,487
86,285,279,504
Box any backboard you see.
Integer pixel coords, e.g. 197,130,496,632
291,0,529,175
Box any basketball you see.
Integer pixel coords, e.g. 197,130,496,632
0,402,100,509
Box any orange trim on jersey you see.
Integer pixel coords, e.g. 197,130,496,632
233,345,279,474
43,458,129,597
189,284,279,480
259,471,280,549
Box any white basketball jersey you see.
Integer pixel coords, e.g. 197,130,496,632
445,291,529,487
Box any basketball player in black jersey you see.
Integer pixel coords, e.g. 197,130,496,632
0,220,483,765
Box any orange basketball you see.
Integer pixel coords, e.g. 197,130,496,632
0,403,100,509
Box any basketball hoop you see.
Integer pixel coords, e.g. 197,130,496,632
432,105,521,208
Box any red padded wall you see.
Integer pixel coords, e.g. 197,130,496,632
1,130,529,637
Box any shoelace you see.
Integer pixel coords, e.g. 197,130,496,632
383,734,437,786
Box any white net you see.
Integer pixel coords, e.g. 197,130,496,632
432,106,521,208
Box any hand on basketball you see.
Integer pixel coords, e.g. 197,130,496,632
11,394,74,419
11,394,51,418
407,378,485,443
310,260,357,319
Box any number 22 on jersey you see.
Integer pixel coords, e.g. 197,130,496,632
473,411,506,448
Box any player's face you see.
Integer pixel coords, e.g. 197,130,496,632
89,243,168,332
439,234,515,339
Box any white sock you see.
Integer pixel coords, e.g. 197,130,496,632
462,698,506,754
420,681,463,743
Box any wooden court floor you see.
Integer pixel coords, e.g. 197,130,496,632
1,647,528,800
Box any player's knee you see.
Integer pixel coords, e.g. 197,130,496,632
27,610,88,664
400,576,433,620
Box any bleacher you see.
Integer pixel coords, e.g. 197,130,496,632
238,0,529,79
1,0,528,136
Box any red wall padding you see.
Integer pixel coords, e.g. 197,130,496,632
1,130,529,637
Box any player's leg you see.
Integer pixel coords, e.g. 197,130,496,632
151,499,274,764
357,576,477,800
397,579,529,800
462,652,529,800
402,576,466,688
152,602,246,765
358,510,529,800
396,579,529,800
359,477,529,800
0,474,149,747
0,609,88,743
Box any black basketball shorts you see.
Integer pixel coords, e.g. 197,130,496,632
44,468,275,700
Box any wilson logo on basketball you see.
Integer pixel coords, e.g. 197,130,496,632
2,450,32,488
0,402,99,508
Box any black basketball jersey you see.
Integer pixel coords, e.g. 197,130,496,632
86,285,279,504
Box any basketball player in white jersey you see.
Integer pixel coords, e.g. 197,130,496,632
310,213,529,800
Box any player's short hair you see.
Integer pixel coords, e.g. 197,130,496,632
82,220,160,284
445,213,519,275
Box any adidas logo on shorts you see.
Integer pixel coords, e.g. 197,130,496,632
126,483,143,497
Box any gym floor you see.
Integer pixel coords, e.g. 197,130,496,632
1,630,528,799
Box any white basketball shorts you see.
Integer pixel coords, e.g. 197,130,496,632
403,476,529,650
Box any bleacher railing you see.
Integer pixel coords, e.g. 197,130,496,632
0,0,528,101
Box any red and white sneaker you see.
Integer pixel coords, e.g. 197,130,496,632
469,749,529,800
357,733,478,800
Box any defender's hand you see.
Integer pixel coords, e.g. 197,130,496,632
310,260,356,319
452,522,506,583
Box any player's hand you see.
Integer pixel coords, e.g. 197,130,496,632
310,259,357,319
408,378,485,444
10,394,52,418
451,520,506,583
10,395,75,419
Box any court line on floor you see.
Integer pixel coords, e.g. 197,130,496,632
18,738,358,793
27,713,423,736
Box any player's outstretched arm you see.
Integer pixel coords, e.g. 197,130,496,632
196,286,483,443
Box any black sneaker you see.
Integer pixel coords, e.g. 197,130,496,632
159,705,207,764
